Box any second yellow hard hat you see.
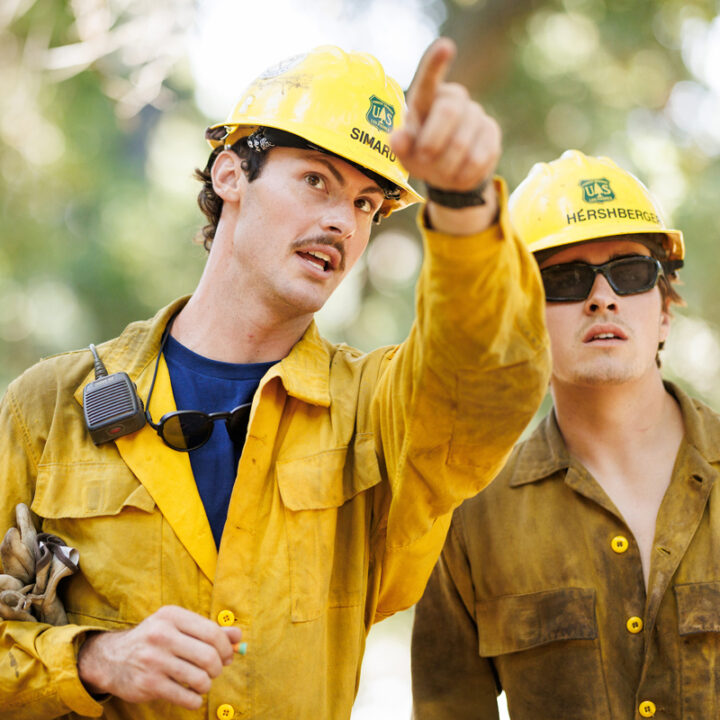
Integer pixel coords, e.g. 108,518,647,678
509,150,684,262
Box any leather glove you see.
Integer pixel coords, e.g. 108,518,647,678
0,503,36,584
0,573,34,621
0,504,79,625
31,533,79,625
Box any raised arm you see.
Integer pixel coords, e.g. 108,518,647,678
392,37,501,235
368,38,550,619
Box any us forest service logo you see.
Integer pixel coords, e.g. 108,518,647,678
366,95,395,133
580,178,615,203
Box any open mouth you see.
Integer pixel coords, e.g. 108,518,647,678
583,327,627,343
296,249,334,272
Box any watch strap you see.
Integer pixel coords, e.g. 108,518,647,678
425,177,490,208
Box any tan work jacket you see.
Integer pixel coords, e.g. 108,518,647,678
412,383,720,720
0,199,550,720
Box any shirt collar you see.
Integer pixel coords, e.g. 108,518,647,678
666,381,720,464
509,410,571,487
509,381,720,488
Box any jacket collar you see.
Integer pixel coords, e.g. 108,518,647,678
70,298,334,582
73,297,334,408
73,297,189,393
262,319,332,407
510,381,720,488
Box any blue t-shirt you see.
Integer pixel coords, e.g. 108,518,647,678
164,335,275,548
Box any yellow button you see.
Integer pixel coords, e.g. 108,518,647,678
611,535,629,553
627,616,643,634
216,704,235,720
217,610,235,626
639,700,656,717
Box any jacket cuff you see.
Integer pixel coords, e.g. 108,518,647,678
39,624,109,717
418,177,513,261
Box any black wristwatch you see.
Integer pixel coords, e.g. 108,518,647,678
425,177,491,208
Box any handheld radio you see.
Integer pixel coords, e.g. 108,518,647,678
83,344,146,445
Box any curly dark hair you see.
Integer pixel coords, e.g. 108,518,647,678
194,138,268,252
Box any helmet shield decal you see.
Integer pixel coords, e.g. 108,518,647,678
366,95,395,133
580,178,615,204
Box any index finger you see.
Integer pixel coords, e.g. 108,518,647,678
406,37,456,121
161,606,232,648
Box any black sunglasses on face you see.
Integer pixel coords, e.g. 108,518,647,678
541,255,663,302
144,318,253,452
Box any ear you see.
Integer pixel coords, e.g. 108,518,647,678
659,306,671,343
211,150,247,202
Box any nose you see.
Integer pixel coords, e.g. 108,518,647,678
321,198,357,240
584,273,618,314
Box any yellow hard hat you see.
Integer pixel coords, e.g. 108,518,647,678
509,150,684,262
206,46,423,215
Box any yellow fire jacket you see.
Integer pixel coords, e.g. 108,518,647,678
0,193,549,720
412,383,720,720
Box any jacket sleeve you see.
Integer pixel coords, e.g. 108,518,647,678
411,515,500,720
369,179,551,619
0,383,106,719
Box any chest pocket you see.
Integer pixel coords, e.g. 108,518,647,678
476,586,597,656
476,587,609,719
674,581,720,713
675,581,720,635
31,462,159,626
276,434,381,622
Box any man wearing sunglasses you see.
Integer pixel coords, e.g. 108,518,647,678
0,39,550,720
412,149,719,719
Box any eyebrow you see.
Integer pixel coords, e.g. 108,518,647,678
544,250,650,268
313,156,384,197
610,250,649,259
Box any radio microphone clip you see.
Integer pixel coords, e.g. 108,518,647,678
83,344,146,445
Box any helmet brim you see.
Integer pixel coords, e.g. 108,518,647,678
206,121,424,214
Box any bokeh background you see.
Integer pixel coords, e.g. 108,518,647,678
2,0,719,716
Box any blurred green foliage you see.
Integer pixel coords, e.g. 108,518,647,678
2,0,720,408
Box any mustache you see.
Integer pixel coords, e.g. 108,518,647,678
290,235,346,271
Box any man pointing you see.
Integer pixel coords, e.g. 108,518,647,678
0,39,549,719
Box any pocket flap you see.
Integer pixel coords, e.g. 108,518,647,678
277,434,380,511
476,587,597,656
675,581,720,635
32,463,155,518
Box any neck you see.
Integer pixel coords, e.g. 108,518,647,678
171,295,312,364
551,371,683,471
171,222,313,364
